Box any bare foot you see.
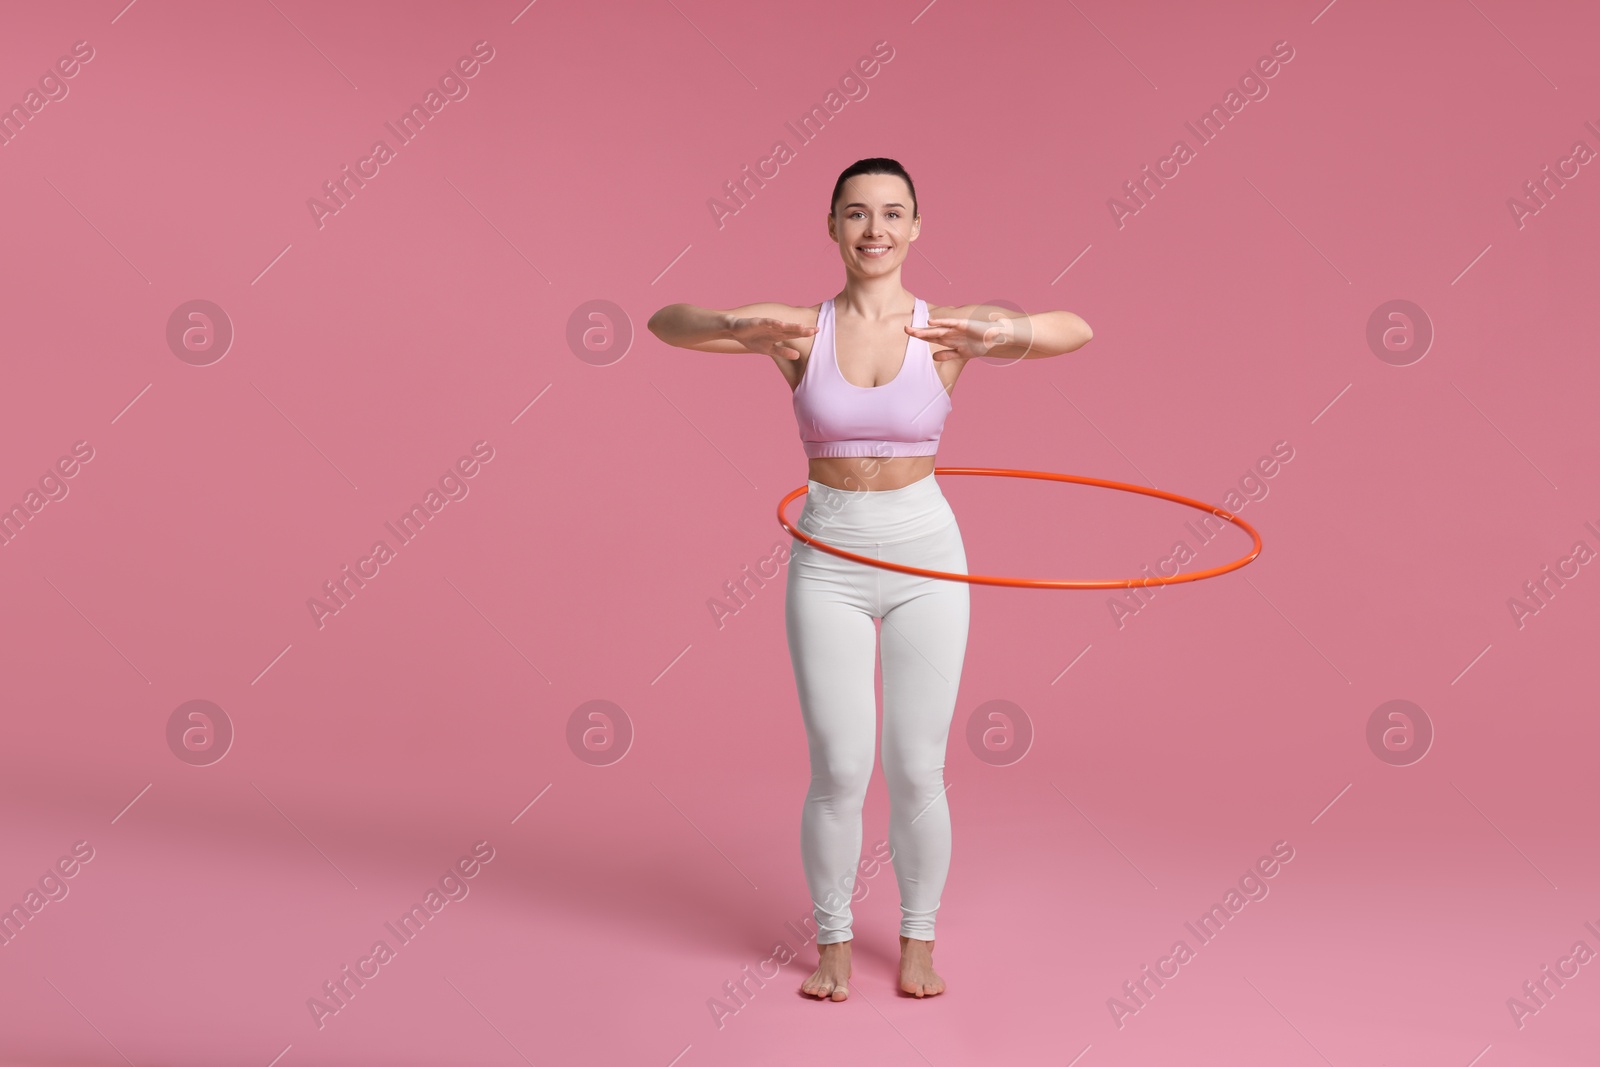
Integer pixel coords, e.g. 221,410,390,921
898,935,946,997
800,939,852,1001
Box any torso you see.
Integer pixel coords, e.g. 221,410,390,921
772,300,968,491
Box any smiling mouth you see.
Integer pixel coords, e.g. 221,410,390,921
858,245,891,257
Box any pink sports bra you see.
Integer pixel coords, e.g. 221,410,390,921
793,296,953,459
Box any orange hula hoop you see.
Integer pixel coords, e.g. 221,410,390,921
777,467,1263,590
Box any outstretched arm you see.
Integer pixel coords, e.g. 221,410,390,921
647,303,736,351
648,302,816,357
912,305,1093,361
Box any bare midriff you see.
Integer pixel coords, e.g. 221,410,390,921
807,454,936,492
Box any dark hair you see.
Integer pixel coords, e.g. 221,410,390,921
830,157,918,220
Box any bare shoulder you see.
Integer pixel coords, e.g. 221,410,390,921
682,301,821,355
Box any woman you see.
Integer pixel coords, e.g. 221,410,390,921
649,158,1094,1000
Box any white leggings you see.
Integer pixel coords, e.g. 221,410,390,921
784,470,970,945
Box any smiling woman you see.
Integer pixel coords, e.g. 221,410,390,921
648,155,1095,1005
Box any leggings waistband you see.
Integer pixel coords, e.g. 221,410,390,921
797,470,956,546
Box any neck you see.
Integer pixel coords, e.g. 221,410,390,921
835,274,912,320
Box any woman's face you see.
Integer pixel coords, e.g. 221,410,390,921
829,173,918,274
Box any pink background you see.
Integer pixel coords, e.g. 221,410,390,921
2,0,1598,1064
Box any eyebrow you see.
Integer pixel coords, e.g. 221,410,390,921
843,202,907,210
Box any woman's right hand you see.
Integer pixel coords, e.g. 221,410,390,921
726,315,818,360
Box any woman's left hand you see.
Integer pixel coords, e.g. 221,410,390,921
908,310,1031,362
